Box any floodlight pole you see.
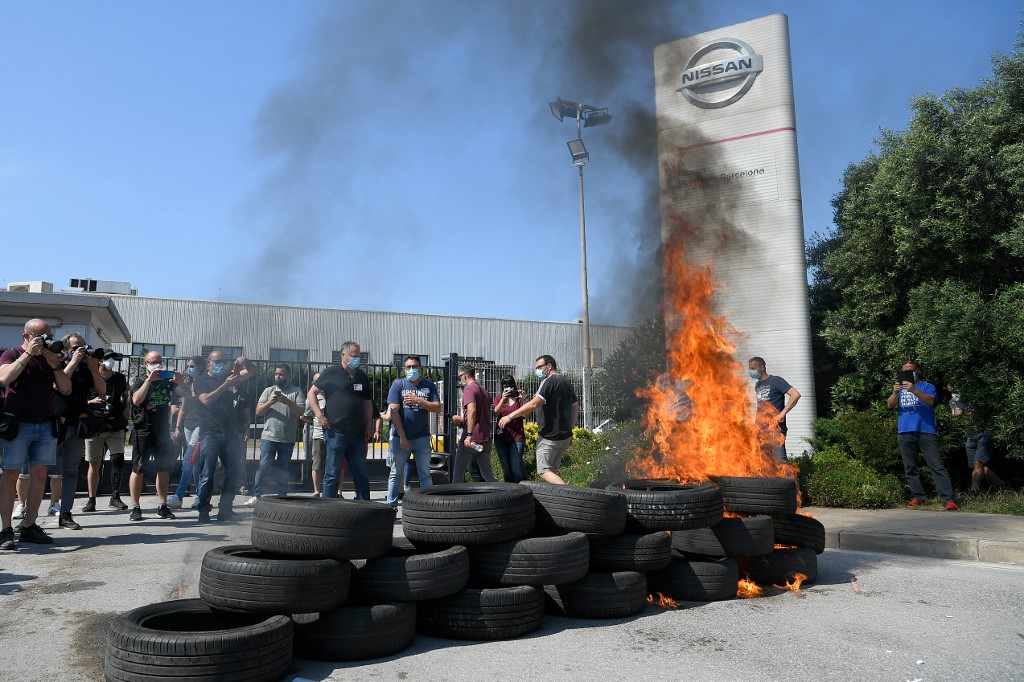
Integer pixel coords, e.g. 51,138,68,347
571,106,593,432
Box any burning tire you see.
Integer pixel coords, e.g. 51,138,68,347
402,483,535,547
737,547,818,585
771,514,826,554
520,481,628,535
587,531,673,572
709,476,798,515
647,556,738,602
293,602,416,662
349,543,469,603
251,495,394,560
607,480,722,531
466,532,590,587
199,545,350,615
417,585,544,640
671,515,775,558
105,599,292,682
544,571,648,619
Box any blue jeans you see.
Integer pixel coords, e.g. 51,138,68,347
253,440,293,497
1,421,57,470
493,440,526,483
56,433,85,514
323,430,369,500
175,427,200,499
196,430,240,513
387,435,432,507
899,431,956,504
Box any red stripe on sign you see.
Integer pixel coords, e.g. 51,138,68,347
683,126,795,150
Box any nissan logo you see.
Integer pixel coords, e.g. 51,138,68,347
677,38,764,109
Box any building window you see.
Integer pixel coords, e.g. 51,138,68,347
270,348,309,363
131,342,176,358
201,345,243,359
331,350,370,366
393,353,429,368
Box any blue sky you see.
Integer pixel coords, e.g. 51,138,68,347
2,1,1020,326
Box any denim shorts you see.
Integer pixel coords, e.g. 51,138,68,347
966,432,993,466
1,421,57,471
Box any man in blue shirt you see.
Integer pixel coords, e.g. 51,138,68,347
886,360,959,510
748,357,801,463
385,356,441,510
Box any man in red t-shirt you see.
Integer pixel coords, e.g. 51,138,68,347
449,365,496,484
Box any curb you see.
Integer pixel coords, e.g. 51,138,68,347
825,530,1024,564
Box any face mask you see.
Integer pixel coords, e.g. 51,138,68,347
347,357,361,370
146,363,163,373
275,379,288,388
535,369,545,380
212,362,226,375
103,359,116,370
748,369,761,379
406,368,420,381
186,367,197,377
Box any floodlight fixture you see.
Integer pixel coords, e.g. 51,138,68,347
583,108,612,127
567,138,589,166
550,97,581,122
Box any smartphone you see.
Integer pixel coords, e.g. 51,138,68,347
231,363,242,376
898,370,917,384
157,370,175,380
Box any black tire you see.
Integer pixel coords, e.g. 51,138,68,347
606,480,722,531
467,532,589,587
520,481,628,535
251,495,394,560
772,514,826,554
293,602,416,662
544,571,648,619
417,585,544,640
710,476,798,515
105,599,292,682
587,532,673,572
737,547,818,585
349,545,469,602
647,556,738,602
671,516,775,558
200,545,350,615
402,483,535,547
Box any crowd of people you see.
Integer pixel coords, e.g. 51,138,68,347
0,318,581,549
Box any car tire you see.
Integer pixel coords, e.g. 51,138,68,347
251,495,394,560
671,515,775,558
710,476,798,515
349,544,469,602
606,480,722,531
417,585,544,640
402,483,535,547
587,531,673,572
772,514,826,554
520,481,628,535
544,571,648,619
467,532,590,587
647,556,738,602
293,602,416,662
737,547,818,585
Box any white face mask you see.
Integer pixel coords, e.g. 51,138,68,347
748,369,761,379
146,362,163,373
103,359,116,370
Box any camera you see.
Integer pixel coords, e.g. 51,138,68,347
80,345,106,360
38,334,65,353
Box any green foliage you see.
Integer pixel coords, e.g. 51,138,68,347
593,316,666,422
801,445,904,509
810,406,902,477
808,29,1024,458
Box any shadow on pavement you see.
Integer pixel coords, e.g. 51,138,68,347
48,531,236,553
0,569,37,595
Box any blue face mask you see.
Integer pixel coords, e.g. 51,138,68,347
212,362,226,375
186,367,197,377
535,369,545,380
347,357,361,370
406,368,420,381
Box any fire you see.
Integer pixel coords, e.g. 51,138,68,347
796,509,817,519
736,577,763,599
169,586,185,599
774,573,807,596
773,543,798,550
647,592,679,609
626,220,800,489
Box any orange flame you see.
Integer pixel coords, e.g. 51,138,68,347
850,578,867,594
797,510,817,519
647,592,679,609
626,218,800,490
737,577,763,599
774,573,807,595
773,543,799,550
169,586,185,599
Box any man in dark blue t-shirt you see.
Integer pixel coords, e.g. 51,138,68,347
886,360,958,510
384,356,440,510
748,356,801,463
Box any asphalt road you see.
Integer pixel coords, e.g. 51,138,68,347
1,497,1021,681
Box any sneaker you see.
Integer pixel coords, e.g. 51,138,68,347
0,527,14,550
197,510,211,524
12,503,26,520
81,499,96,513
908,498,923,507
243,496,259,507
129,506,143,522
944,501,961,511
109,495,129,511
157,504,176,520
216,510,237,524
19,523,53,544
14,520,27,533
47,503,60,516
58,512,82,530
165,495,183,509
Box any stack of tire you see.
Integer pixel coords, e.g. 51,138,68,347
647,476,825,601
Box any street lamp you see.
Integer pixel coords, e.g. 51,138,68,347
549,96,612,430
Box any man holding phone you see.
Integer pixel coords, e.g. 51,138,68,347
248,364,305,504
886,360,959,510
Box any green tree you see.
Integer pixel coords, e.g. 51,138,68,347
810,28,1024,456
593,315,666,421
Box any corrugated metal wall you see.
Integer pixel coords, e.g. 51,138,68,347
108,295,634,372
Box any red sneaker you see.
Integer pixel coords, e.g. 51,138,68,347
908,499,923,507
944,501,961,511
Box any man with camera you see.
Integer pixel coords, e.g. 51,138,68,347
51,333,107,531
247,363,305,504
82,351,130,512
887,360,959,510
128,350,186,522
385,356,440,510
0,319,72,549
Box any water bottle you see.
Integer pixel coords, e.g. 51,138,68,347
471,442,484,452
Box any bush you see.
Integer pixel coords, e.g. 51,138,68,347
802,444,904,509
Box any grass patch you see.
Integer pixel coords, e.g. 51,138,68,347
912,489,1024,515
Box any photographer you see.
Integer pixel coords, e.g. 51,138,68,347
247,363,305,504
0,318,71,549
492,374,526,483
82,351,130,512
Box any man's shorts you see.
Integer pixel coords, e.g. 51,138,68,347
535,436,572,475
1,420,57,471
966,432,993,466
131,430,176,473
85,431,126,461
310,438,326,473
